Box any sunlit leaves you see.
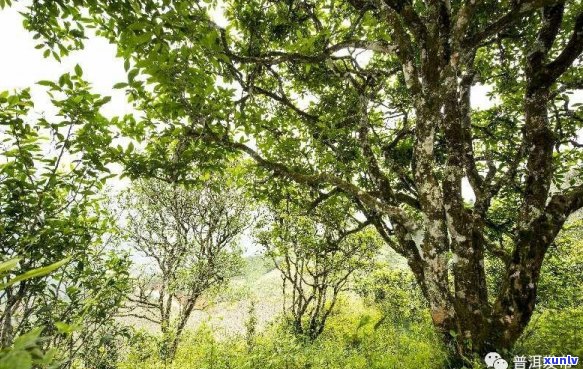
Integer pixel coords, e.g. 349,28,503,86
0,258,70,290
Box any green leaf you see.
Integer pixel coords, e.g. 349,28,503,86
74,64,83,77
54,321,79,335
37,80,56,87
0,350,33,369
12,329,42,350
0,258,20,274
0,258,71,290
128,69,139,82
133,32,152,45
95,96,112,107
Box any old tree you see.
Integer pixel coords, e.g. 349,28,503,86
120,178,247,360
22,0,583,362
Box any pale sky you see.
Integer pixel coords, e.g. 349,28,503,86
0,5,132,118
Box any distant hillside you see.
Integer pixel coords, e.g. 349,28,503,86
120,254,283,337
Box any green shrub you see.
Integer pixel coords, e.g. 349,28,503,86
515,308,583,358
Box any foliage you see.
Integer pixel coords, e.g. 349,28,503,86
46,250,132,369
0,258,66,369
244,300,258,352
536,219,583,310
515,307,583,358
16,0,583,359
113,265,583,369
0,0,582,365
239,255,273,282
356,266,429,327
508,219,583,359
71,323,133,369
0,329,57,369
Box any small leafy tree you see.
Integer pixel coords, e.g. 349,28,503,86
510,218,583,357
356,267,428,327
0,75,130,368
258,198,381,340
121,177,248,360
536,219,583,310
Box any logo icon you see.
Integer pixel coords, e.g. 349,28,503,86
485,352,508,369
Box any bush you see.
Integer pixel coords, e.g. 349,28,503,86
515,307,583,358
355,264,429,327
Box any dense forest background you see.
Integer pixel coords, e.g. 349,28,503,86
1,0,582,368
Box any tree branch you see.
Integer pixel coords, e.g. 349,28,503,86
546,11,583,83
190,126,417,232
464,0,560,49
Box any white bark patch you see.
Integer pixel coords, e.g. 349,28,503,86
428,219,444,240
410,229,425,260
403,61,416,89
422,134,434,156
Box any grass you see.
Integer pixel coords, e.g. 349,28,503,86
118,297,448,369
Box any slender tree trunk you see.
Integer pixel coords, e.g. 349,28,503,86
0,288,15,347
167,299,197,360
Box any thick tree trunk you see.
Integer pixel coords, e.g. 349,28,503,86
411,93,459,341
401,83,560,365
